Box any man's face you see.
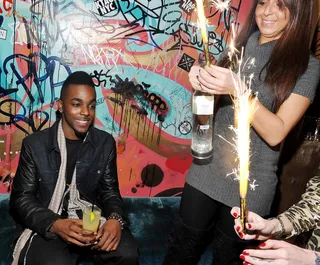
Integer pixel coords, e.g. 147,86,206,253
58,84,96,140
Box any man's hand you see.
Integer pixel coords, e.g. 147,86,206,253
240,240,317,265
50,219,96,246
91,219,122,252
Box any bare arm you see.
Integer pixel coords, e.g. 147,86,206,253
189,64,316,146
251,94,311,146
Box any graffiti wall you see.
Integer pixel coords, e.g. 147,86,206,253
0,0,252,195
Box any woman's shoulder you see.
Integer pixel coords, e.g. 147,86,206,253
246,31,260,47
302,54,320,80
305,54,320,71
291,55,319,101
311,54,320,65
249,31,261,39
308,54,320,66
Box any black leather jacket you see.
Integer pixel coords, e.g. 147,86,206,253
10,121,124,240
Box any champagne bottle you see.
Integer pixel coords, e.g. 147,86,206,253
191,90,214,164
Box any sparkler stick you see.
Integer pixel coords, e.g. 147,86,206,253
231,45,256,233
237,85,251,233
195,0,254,232
196,0,210,66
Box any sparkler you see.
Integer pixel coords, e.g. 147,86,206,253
231,47,256,232
195,0,256,231
196,0,210,66
223,21,257,232
211,0,231,12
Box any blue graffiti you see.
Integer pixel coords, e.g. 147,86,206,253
0,98,49,134
2,53,72,105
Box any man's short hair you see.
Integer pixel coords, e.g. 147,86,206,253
60,71,95,100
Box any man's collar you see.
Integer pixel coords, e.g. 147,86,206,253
83,127,95,148
47,120,96,154
48,121,60,153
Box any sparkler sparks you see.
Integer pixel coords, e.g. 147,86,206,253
232,49,257,232
195,0,257,231
211,0,231,12
228,24,240,66
196,0,211,66
225,20,257,231
249,179,258,191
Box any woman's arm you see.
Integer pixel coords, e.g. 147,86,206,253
231,175,320,240
278,175,320,237
250,94,310,146
189,61,319,146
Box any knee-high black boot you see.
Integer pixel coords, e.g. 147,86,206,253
162,217,213,265
211,226,253,265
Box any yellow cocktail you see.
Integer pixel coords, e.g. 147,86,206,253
83,205,101,232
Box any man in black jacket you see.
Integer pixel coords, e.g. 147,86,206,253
10,71,139,265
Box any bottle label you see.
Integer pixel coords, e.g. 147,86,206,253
199,124,209,130
192,95,214,115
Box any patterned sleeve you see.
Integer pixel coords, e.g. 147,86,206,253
278,175,320,237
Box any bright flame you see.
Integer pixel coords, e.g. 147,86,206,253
232,49,256,199
218,25,256,199
228,24,239,63
196,0,208,44
236,93,252,198
227,24,256,200
212,0,231,12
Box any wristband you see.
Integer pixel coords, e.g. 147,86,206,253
268,216,285,238
315,252,320,265
107,213,126,230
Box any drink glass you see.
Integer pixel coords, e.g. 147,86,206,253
82,205,101,232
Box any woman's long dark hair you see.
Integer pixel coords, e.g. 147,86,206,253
219,0,314,111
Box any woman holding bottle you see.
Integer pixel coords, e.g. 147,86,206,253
163,0,320,264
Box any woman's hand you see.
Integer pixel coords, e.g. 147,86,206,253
230,207,280,240
240,240,317,265
188,65,243,96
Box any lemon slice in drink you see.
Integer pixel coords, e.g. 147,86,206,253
90,211,96,222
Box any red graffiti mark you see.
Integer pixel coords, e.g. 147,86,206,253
166,155,193,174
0,0,13,14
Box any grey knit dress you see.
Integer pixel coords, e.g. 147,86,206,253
186,31,320,216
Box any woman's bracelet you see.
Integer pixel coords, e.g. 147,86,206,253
315,252,320,265
268,216,285,239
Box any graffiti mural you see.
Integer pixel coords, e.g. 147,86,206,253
0,0,252,195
